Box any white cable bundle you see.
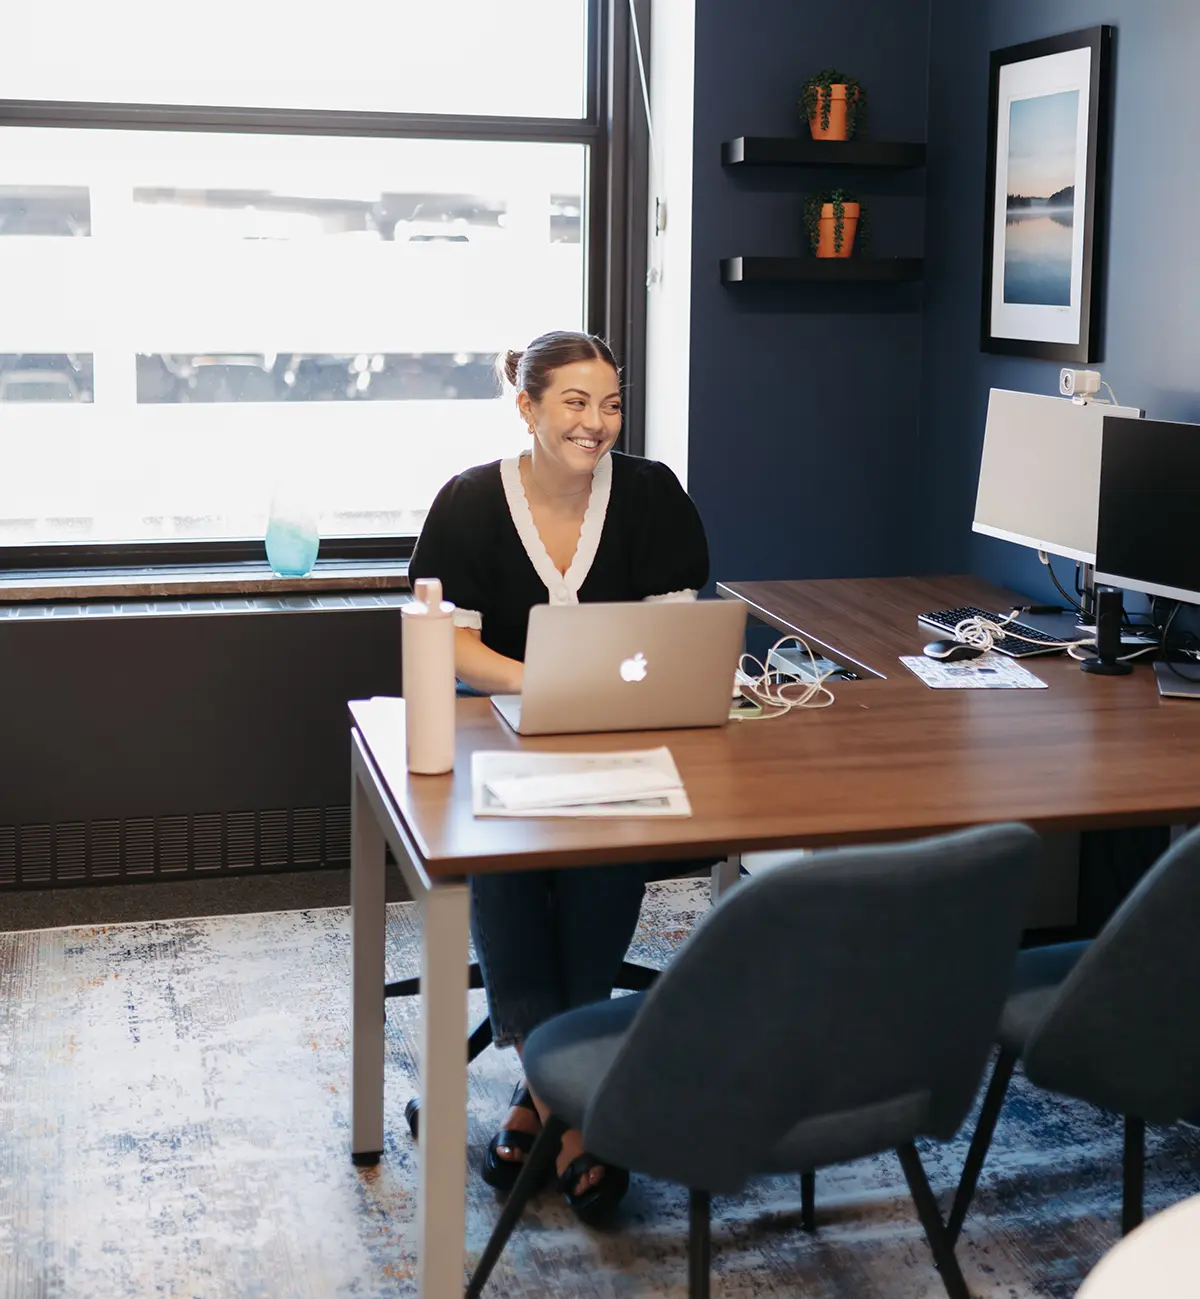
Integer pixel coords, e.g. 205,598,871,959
952,611,1094,654
732,635,836,719
952,611,1156,665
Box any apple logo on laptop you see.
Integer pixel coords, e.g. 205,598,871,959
620,651,648,683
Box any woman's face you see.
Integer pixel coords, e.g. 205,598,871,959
520,359,622,475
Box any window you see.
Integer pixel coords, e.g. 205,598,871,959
0,2,588,118
0,0,639,562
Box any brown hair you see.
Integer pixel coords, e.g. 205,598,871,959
496,331,620,403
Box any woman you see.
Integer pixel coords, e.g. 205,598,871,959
409,330,709,1223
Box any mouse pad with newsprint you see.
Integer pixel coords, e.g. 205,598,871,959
899,654,1049,689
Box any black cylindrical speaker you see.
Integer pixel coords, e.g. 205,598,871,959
1081,587,1133,676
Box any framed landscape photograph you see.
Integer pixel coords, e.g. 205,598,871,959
981,26,1113,361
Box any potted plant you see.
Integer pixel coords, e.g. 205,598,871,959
804,189,869,258
800,68,868,141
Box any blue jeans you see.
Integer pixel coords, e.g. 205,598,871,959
470,863,647,1048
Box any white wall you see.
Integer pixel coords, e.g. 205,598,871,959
642,0,695,483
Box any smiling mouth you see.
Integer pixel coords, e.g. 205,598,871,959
568,436,603,451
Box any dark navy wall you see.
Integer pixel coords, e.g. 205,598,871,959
687,0,932,585
919,0,1200,602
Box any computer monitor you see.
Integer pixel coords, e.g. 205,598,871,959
1093,415,1200,605
973,389,1143,564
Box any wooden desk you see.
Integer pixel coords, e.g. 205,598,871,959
348,575,1200,1298
717,575,1200,835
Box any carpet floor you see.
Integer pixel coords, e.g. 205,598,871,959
2,879,1198,1299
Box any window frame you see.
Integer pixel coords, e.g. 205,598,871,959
0,0,647,575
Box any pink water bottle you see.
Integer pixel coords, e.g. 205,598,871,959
401,577,456,774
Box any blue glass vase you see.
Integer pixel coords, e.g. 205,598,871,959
265,484,320,577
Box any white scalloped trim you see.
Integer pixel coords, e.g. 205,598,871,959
499,452,612,605
452,608,482,630
643,589,698,603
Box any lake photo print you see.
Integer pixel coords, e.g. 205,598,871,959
1003,89,1079,306
982,27,1111,361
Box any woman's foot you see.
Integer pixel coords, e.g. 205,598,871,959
522,1094,615,1200
556,1127,605,1196
551,1121,629,1223
494,1086,541,1163
518,1071,629,1220
480,1081,543,1192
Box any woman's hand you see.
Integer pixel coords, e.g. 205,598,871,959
453,627,524,695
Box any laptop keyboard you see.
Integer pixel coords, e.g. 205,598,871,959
918,606,1067,659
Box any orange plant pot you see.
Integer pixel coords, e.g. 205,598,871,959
814,202,860,258
807,84,856,141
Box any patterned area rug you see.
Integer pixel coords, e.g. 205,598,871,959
2,879,1198,1299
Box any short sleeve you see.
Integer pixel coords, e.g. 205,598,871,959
409,473,489,629
630,460,710,601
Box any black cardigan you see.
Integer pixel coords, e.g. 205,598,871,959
409,450,710,662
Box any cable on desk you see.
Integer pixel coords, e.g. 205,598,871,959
733,635,836,719
952,611,1095,654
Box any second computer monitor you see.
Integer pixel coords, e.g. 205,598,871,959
973,389,1142,564
1094,415,1200,606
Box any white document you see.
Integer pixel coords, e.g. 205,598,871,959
899,654,1049,690
472,746,691,818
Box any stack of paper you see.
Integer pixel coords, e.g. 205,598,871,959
472,746,690,818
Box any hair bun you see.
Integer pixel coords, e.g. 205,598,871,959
495,332,619,404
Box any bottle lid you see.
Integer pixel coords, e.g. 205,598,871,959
404,576,455,617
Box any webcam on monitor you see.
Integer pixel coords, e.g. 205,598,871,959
1059,368,1103,401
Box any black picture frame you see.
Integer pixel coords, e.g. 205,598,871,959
980,25,1113,362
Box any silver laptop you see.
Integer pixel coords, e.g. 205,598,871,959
491,600,748,736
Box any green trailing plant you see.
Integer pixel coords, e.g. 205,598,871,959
803,189,870,255
801,67,868,136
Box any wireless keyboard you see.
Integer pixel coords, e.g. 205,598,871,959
917,606,1068,659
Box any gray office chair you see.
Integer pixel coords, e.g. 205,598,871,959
948,822,1200,1244
465,823,1040,1299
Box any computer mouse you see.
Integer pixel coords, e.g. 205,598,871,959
923,639,985,662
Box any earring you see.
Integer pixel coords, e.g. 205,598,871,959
527,424,536,435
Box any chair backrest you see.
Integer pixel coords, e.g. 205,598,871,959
583,824,1039,1192
1023,823,1200,1123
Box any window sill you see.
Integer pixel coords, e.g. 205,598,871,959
0,560,410,604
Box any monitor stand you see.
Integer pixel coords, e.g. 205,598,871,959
1079,587,1134,676
1073,562,1157,648
1077,562,1097,625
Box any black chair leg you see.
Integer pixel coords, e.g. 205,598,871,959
385,962,487,1001
800,1170,816,1232
947,1048,1016,1245
466,1017,494,1064
897,1143,971,1299
1122,1115,1145,1236
466,1116,568,1299
688,1189,711,1299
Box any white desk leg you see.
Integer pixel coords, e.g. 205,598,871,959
711,855,741,903
416,880,471,1299
351,761,387,1163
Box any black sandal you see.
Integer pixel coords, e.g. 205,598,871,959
481,1081,546,1194
557,1153,630,1226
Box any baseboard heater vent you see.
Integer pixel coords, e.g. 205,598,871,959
0,806,350,890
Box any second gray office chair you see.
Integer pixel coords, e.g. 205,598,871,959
948,822,1200,1244
466,823,1040,1299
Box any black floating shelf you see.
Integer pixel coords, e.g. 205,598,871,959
722,137,926,169
720,257,924,284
